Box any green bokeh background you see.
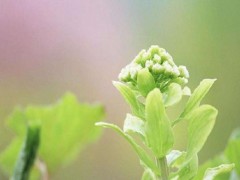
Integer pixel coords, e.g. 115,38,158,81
0,1,239,179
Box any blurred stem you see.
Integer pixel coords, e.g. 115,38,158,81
156,156,169,180
36,158,49,180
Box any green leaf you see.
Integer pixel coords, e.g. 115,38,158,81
172,154,198,180
186,105,218,161
203,164,235,180
113,81,145,118
194,154,228,180
137,68,156,97
181,79,216,118
0,93,105,175
12,122,41,180
123,113,145,138
224,128,240,174
145,88,174,158
172,79,216,126
95,122,159,175
141,169,156,180
166,150,184,167
163,83,182,107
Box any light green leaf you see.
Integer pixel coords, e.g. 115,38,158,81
141,169,156,180
163,83,182,107
203,164,235,180
95,122,159,175
181,79,216,118
172,79,216,126
166,150,184,167
186,105,218,161
224,128,240,174
12,122,41,180
137,68,156,97
113,81,145,118
182,86,191,96
123,113,145,138
172,154,198,180
194,154,228,180
0,93,105,175
145,88,174,158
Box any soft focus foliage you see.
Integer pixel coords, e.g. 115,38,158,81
0,93,104,178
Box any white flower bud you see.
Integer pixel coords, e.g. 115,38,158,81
152,63,164,73
153,54,162,63
172,66,180,77
145,60,154,69
179,65,189,78
118,67,130,81
163,61,173,75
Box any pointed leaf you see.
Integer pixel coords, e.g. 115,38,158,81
113,81,145,118
172,79,216,126
137,68,156,97
203,164,235,180
181,79,216,118
163,83,182,107
186,105,218,160
145,88,174,158
95,122,159,174
123,113,145,138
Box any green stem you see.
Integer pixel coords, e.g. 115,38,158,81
156,156,169,180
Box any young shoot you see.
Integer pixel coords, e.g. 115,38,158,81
96,45,234,180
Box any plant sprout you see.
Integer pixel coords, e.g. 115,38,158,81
96,46,235,180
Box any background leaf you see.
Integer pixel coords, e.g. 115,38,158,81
203,164,235,180
224,128,240,174
12,122,40,180
0,93,105,176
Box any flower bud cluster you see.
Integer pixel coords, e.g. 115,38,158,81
118,45,189,91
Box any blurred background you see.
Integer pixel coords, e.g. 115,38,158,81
0,0,240,179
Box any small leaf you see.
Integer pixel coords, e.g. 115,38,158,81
123,114,145,138
182,86,191,96
172,79,216,126
172,154,198,180
163,83,182,107
194,154,228,180
145,88,174,158
141,169,156,180
137,68,156,97
224,128,240,174
186,105,218,161
203,164,235,180
181,79,216,118
166,150,184,167
12,121,41,180
95,122,159,174
113,81,145,118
